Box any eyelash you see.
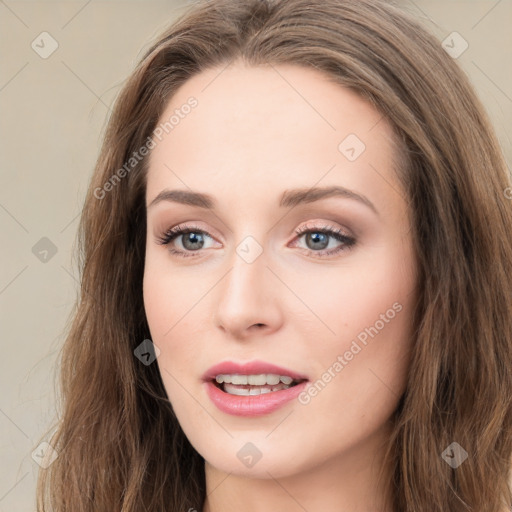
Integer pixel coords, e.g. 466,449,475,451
156,223,356,259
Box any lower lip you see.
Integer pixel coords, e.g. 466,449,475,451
204,380,309,417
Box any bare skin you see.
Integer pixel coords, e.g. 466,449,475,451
143,60,417,512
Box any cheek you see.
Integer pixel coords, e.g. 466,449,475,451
295,238,414,340
143,283,198,362
142,248,196,337
297,238,416,396
142,250,210,398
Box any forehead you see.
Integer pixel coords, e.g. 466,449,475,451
146,62,402,214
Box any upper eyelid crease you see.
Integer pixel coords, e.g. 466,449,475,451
146,185,378,216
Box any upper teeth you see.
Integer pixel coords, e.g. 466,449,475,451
215,374,294,386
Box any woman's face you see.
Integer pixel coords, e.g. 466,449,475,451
143,62,417,481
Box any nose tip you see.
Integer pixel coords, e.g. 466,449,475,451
214,254,283,338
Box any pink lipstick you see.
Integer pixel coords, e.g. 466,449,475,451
202,360,309,417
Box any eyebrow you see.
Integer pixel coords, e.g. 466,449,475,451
147,185,378,215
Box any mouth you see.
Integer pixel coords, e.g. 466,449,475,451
211,374,308,396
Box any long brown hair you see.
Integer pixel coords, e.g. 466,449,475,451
36,0,512,510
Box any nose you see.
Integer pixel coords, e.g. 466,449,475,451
213,245,283,340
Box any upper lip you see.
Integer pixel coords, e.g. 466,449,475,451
202,360,309,382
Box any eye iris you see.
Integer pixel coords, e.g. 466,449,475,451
306,232,328,250
182,232,204,250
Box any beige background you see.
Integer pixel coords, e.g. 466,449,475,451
0,1,511,510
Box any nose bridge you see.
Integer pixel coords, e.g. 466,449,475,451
224,234,269,306
214,230,281,335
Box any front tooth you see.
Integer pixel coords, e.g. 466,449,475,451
265,374,280,385
247,374,267,385
231,374,248,385
216,373,296,386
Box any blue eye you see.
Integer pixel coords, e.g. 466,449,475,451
293,224,356,256
156,223,356,258
156,224,213,258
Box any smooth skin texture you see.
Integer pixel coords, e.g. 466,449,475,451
143,61,417,512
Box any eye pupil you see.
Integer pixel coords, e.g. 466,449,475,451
183,232,204,250
306,232,328,250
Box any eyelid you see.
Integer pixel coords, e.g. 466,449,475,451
155,223,217,246
156,220,356,259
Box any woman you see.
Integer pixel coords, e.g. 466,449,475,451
36,0,512,510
